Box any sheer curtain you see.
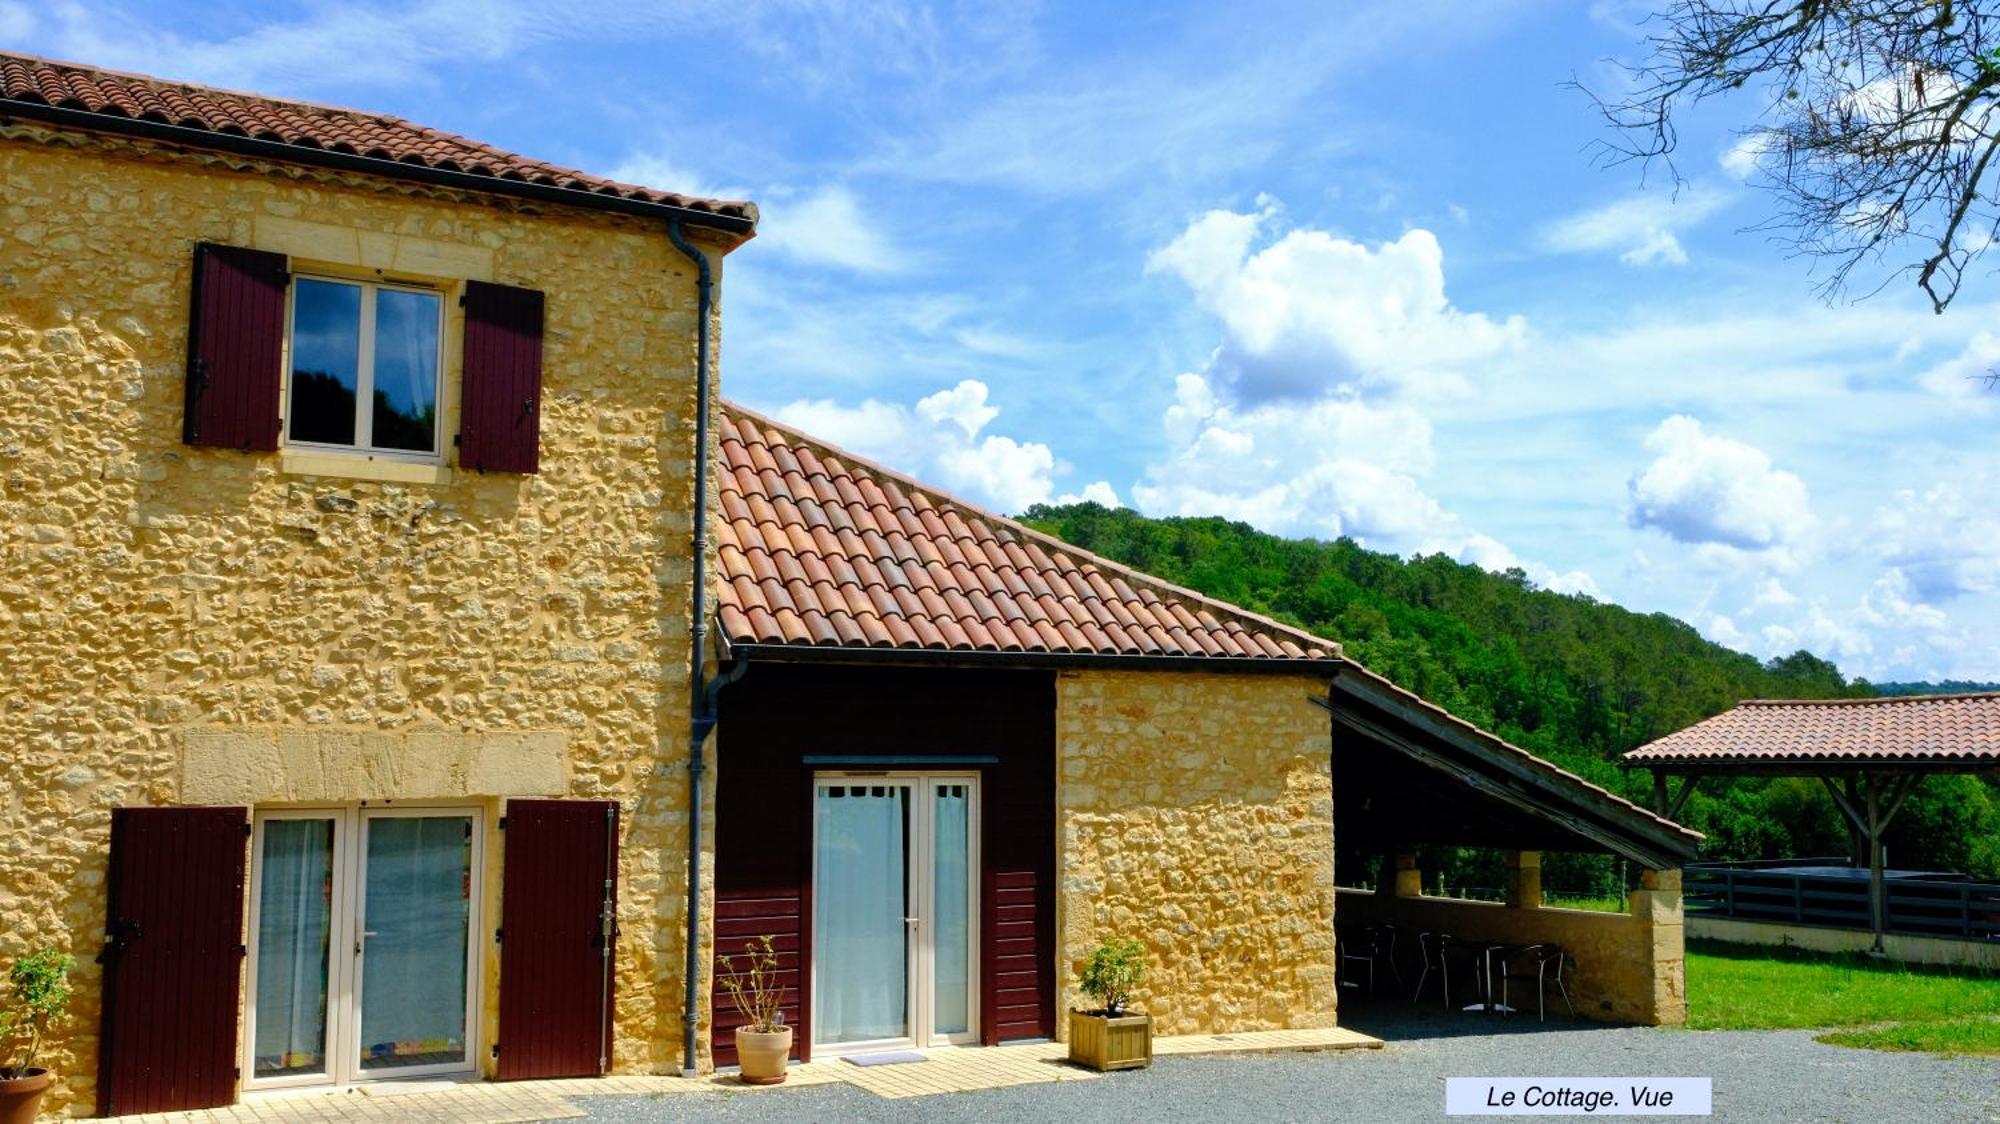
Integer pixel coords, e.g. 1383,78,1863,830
254,819,334,1077
359,815,471,1068
932,785,970,1036
814,786,909,1044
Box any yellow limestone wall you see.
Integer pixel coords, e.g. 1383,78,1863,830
1053,670,1338,1036
0,127,728,1112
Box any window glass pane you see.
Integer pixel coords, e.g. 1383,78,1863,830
813,785,910,1045
253,819,335,1079
288,279,362,446
933,784,971,1036
371,289,440,452
359,815,471,1071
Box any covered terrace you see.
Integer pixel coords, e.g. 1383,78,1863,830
1323,664,1704,1026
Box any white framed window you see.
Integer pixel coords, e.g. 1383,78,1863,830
243,804,484,1092
285,275,444,461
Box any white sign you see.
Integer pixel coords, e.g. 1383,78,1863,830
1446,1078,1712,1115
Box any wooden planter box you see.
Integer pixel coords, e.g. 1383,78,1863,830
1068,1010,1153,1071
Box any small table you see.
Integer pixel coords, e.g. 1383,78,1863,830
1462,943,1528,1013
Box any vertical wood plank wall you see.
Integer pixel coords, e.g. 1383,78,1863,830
712,663,1056,1066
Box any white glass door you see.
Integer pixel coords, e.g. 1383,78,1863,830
354,811,477,1077
811,774,978,1055
247,813,344,1088
244,806,482,1090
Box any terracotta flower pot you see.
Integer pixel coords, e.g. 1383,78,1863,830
734,1026,793,1085
0,1070,52,1124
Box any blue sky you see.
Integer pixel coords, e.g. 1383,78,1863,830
9,0,1996,682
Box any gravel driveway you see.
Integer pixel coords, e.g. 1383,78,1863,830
577,1008,2000,1123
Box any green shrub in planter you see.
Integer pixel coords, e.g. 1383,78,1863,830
1069,939,1152,1071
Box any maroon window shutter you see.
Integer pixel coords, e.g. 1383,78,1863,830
183,243,287,451
496,799,619,1080
97,806,249,1117
461,281,545,474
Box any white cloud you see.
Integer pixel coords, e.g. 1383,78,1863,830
1146,202,1525,403
1627,416,1815,552
773,380,1061,514
1539,188,1733,266
18,0,960,98
912,379,998,437
1719,132,1780,180
1874,479,2000,601
602,154,742,203
1754,570,1965,675
757,184,907,274
1055,481,1123,508
1751,577,1800,609
1916,332,2000,404
1129,373,1595,595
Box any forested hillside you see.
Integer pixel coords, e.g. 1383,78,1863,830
1022,503,2000,881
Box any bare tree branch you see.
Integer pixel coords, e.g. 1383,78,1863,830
1583,1,2000,312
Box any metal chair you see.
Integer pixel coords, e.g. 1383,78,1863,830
1412,930,1456,1009
1337,924,1403,995
1496,943,1576,1021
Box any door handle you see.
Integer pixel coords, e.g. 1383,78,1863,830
355,930,379,955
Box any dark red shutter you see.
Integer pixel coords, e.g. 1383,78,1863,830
496,799,619,1080
97,806,249,1117
183,243,287,451
461,281,545,474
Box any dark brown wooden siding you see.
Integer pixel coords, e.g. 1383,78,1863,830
713,664,1056,1065
97,805,249,1117
459,280,545,474
496,799,619,1080
183,243,287,451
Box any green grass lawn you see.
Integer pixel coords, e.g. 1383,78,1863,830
1818,1016,2000,1057
1687,939,2000,1056
1541,893,1627,913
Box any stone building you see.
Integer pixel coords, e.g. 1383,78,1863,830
1,50,1698,1118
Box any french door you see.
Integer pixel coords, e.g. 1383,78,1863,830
811,773,978,1055
244,806,483,1090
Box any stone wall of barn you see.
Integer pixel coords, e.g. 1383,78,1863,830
1053,669,1338,1036
0,124,726,1112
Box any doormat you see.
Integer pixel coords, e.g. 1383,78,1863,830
845,1051,929,1067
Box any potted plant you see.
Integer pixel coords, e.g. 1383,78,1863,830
1067,938,1152,1071
1,948,74,1124
718,935,791,1085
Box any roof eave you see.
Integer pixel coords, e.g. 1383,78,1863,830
721,640,1342,676
1625,753,1998,774
1,98,758,242
1330,666,1704,865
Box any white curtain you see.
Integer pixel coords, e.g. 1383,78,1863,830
814,786,909,1044
359,816,471,1068
932,785,970,1035
254,819,334,1076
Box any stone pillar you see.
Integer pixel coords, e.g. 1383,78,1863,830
1506,851,1542,909
1629,868,1686,1026
1392,853,1423,898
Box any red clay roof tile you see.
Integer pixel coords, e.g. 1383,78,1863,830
1626,693,2000,766
1,51,755,225
715,402,1339,663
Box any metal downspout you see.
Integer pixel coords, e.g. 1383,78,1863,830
667,217,716,1078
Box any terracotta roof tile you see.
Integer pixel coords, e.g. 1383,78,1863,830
716,401,1338,663
1,51,755,224
1626,693,2000,766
